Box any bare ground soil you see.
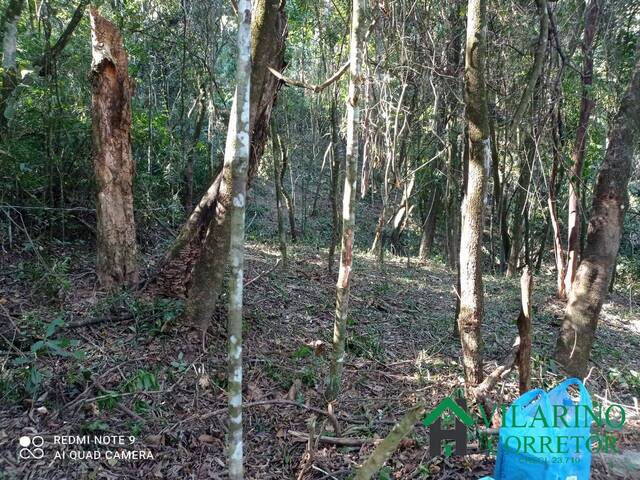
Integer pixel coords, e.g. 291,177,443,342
1,241,639,479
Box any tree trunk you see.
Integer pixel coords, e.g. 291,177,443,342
517,267,533,394
226,2,252,476
326,0,364,401
279,137,297,242
549,111,567,298
457,0,490,390
507,136,534,276
184,86,207,213
564,0,599,295
419,190,439,260
89,8,138,290
183,0,286,329
271,120,287,267
555,53,640,377
327,94,341,274
0,0,24,134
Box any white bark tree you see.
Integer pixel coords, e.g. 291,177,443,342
226,0,252,477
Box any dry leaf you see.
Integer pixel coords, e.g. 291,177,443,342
198,434,215,444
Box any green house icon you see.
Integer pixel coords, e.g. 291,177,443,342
423,396,474,457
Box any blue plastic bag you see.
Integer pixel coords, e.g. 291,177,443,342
493,378,592,480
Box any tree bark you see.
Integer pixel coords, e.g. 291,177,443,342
457,0,490,390
507,135,534,276
184,86,207,213
327,94,341,274
89,8,138,290
0,0,24,133
183,0,286,329
271,120,287,267
517,267,533,393
279,136,297,242
563,0,599,295
549,108,567,298
226,3,252,477
555,53,640,377
326,0,364,401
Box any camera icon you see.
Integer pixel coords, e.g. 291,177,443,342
18,435,45,459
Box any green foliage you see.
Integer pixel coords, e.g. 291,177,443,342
12,316,84,397
122,369,159,393
346,330,384,360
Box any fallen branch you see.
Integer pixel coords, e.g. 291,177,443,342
268,61,350,93
61,313,133,330
472,336,521,401
288,430,377,447
244,258,281,288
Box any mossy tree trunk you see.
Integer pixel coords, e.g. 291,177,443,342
457,0,490,389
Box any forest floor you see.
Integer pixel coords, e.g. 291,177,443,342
1,238,640,479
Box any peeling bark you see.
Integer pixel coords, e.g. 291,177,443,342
89,8,138,289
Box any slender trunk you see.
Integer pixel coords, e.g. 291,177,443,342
184,87,207,213
328,94,341,274
549,115,567,297
279,137,297,242
507,134,535,276
0,0,24,134
457,0,490,389
90,8,138,289
271,121,287,267
555,54,640,377
326,0,364,401
226,2,252,477
419,190,439,260
564,0,599,294
517,267,533,394
184,0,286,327
311,141,331,216
511,0,548,126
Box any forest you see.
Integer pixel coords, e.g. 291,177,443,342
0,0,639,478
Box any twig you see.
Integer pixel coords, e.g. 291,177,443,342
288,430,377,447
268,61,350,93
61,313,134,329
244,259,281,288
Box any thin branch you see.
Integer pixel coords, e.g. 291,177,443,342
268,61,350,93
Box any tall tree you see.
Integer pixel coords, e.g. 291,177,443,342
0,0,24,134
89,8,138,289
506,0,548,277
326,0,365,401
226,0,252,476
555,53,640,377
457,0,490,389
563,0,599,295
184,0,286,332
